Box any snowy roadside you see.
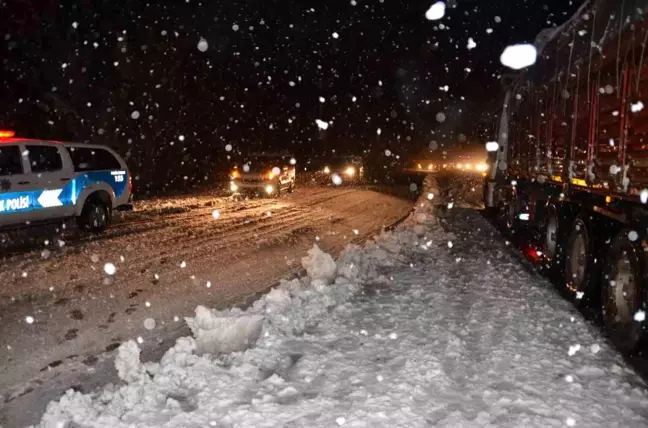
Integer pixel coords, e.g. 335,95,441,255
29,176,648,428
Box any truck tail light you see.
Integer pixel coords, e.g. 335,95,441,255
128,174,133,194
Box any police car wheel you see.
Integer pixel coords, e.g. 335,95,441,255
79,200,110,233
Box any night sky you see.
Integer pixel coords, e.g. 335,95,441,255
0,0,583,193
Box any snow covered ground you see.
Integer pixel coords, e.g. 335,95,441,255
29,177,648,428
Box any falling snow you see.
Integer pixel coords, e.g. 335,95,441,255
104,263,116,276
425,2,446,21
197,38,208,52
500,44,538,70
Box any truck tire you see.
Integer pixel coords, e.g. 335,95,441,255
564,217,599,306
601,230,647,353
540,205,562,277
78,198,111,233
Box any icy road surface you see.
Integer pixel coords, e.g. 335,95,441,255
28,178,648,428
0,186,413,427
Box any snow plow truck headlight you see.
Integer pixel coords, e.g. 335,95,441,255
345,166,356,176
476,163,488,172
230,182,239,192
265,184,274,194
324,166,330,174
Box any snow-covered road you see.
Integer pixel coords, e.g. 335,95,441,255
0,186,413,427
24,177,648,428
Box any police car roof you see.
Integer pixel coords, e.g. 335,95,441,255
0,138,114,150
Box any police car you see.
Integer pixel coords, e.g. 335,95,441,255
0,130,132,233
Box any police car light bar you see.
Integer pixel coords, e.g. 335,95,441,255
0,130,16,138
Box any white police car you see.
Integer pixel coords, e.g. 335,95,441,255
0,130,132,233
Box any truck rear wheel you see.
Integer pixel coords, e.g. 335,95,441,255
564,217,599,305
601,230,646,353
541,205,562,276
78,198,111,233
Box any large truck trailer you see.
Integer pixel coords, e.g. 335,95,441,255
484,0,648,352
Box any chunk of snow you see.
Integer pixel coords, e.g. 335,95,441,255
634,310,646,322
212,210,220,219
467,37,477,50
130,110,140,119
567,417,576,427
115,341,146,382
628,231,639,242
500,44,537,70
332,174,343,185
632,101,644,113
332,32,339,39
436,112,446,123
425,2,446,20
185,306,263,355
301,245,337,283
25,316,34,324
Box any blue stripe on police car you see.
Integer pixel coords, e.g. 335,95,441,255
0,170,128,215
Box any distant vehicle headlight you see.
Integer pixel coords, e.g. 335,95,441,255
465,163,472,169
476,163,488,172
265,184,274,194
324,166,331,174
231,170,240,179
457,163,463,169
428,164,433,170
345,166,356,176
417,164,422,170
230,182,239,192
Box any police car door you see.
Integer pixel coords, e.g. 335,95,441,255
0,144,35,227
24,144,72,221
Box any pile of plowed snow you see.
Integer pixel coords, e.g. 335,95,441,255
31,181,438,428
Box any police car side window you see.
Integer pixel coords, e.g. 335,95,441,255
68,147,121,172
26,146,62,173
0,146,23,176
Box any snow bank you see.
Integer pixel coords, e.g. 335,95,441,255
33,175,646,428
33,177,437,428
